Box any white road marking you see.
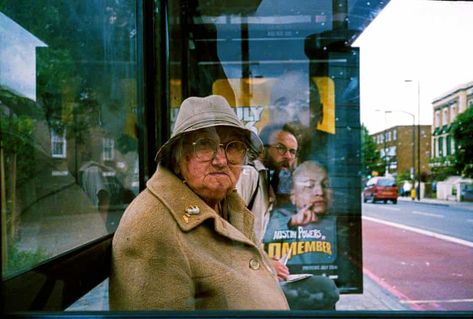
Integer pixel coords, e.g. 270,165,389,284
401,298,473,304
377,206,401,211
412,211,443,218
363,216,473,248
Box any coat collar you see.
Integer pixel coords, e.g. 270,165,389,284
146,166,257,246
252,159,267,172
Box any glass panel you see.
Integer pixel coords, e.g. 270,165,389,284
0,1,139,278
166,0,379,298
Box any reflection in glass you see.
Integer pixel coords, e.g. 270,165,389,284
167,0,364,296
0,1,138,278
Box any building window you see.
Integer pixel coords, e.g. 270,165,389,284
446,135,451,155
442,108,449,126
431,137,435,158
102,137,115,161
451,103,457,123
435,110,441,127
393,130,397,140
51,129,66,158
386,131,391,142
438,136,443,157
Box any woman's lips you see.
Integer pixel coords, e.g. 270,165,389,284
209,172,228,176
310,200,326,208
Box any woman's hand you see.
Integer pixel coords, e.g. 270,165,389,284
271,257,290,281
290,204,319,226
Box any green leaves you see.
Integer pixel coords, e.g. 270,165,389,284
360,125,383,177
451,107,473,177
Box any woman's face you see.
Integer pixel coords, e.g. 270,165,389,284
177,127,247,207
291,166,332,215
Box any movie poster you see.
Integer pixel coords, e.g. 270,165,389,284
212,53,362,292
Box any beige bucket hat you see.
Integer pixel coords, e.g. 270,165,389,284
155,95,263,162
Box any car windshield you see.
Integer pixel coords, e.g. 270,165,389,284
378,179,396,187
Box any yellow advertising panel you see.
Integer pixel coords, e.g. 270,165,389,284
212,76,335,134
312,77,335,134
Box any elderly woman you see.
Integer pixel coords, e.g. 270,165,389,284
109,95,289,310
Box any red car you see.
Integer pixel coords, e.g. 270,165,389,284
363,177,398,204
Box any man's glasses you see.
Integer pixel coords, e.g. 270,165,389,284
269,143,297,156
192,138,248,165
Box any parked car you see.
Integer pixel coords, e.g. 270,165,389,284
363,176,398,204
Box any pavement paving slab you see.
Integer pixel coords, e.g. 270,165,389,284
67,274,409,312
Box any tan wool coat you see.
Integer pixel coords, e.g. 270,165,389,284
109,166,289,310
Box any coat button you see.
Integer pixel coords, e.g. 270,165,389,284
249,258,260,270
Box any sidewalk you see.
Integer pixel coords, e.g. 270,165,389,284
336,274,409,311
397,196,473,211
69,276,410,312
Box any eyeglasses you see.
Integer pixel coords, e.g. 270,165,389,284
269,143,297,156
192,138,248,165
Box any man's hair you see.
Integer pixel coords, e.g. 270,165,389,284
259,123,299,146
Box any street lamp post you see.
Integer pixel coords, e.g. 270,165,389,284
405,79,421,200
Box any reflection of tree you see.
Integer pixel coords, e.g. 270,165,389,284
71,88,101,144
0,1,138,269
117,134,138,154
1,0,138,166
0,91,36,267
1,0,137,130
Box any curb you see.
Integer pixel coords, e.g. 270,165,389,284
397,197,473,211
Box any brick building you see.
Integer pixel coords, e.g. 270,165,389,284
371,125,431,179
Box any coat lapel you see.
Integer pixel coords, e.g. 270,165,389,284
146,166,257,246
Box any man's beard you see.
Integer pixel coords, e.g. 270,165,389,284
267,156,290,170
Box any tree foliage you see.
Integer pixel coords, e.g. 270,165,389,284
360,125,383,177
451,106,473,178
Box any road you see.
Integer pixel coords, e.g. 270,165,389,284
362,201,473,311
364,200,473,242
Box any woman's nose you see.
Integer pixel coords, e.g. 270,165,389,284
311,185,323,195
211,146,227,165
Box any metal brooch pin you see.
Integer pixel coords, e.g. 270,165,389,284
185,205,200,215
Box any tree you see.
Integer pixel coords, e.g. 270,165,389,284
0,100,36,268
360,125,383,177
451,106,473,178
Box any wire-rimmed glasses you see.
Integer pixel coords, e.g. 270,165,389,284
192,138,248,165
269,143,297,157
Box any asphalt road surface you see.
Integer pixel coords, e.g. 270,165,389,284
362,203,473,311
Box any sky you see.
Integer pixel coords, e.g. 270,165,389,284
353,0,473,134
